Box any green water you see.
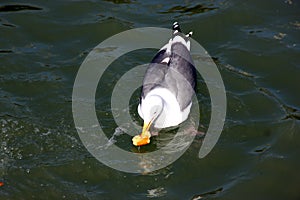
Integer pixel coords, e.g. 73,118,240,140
1,0,300,199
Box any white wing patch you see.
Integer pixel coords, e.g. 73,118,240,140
161,57,170,64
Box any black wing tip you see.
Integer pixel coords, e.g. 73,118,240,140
186,31,193,37
172,22,193,39
172,21,181,33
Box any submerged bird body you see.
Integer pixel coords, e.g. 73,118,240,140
133,22,197,146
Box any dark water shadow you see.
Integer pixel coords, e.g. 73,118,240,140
0,4,42,12
103,0,132,4
159,4,218,16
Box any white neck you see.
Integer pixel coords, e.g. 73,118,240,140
141,95,164,123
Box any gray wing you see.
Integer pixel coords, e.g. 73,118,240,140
141,43,196,111
164,42,197,110
141,49,169,99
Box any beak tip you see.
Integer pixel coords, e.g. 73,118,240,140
132,121,153,146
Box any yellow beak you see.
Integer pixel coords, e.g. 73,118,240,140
142,120,152,134
132,121,153,146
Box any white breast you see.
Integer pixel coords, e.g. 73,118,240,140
138,87,192,128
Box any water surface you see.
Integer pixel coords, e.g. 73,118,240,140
0,0,300,199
